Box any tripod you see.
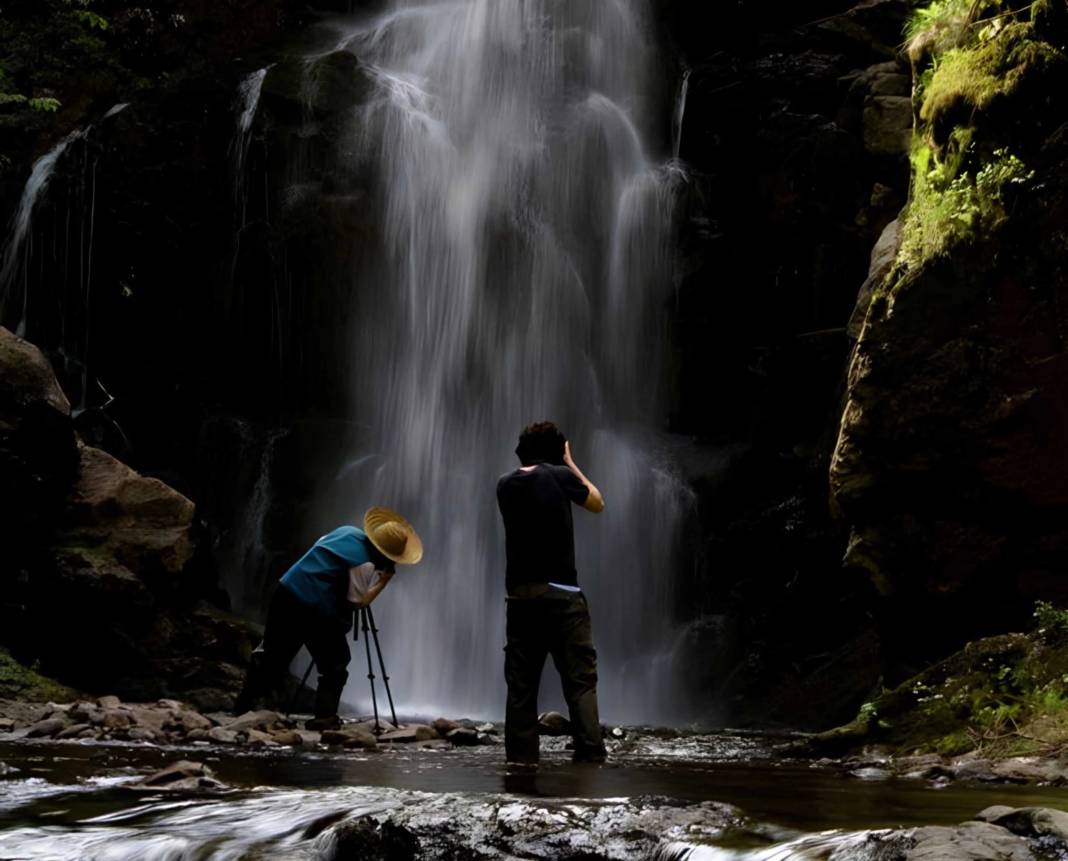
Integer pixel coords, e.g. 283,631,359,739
353,604,399,734
286,605,400,734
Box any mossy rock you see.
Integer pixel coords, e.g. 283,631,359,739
0,648,78,702
815,629,1068,758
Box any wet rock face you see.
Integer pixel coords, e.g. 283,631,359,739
831,7,1068,677
662,1,910,729
0,327,79,649
0,327,256,706
330,795,741,861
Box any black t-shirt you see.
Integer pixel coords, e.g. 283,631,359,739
497,463,590,591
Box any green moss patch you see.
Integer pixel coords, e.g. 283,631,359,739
0,647,78,702
887,2,1064,288
824,609,1068,759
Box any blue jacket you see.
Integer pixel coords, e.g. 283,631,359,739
280,526,372,628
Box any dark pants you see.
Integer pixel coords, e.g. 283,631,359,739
504,588,607,764
235,586,351,718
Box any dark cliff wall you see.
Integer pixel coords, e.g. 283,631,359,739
660,0,912,726
832,0,1068,681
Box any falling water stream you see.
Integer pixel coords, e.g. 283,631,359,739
290,0,691,724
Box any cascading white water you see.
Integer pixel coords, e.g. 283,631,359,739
232,68,269,229
672,68,691,162
0,130,85,336
298,0,689,724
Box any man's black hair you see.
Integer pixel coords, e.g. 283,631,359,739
516,421,566,466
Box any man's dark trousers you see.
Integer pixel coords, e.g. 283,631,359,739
236,585,351,718
504,587,607,763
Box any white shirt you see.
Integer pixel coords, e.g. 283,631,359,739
347,562,390,606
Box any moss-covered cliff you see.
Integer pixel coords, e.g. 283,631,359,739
832,0,1068,679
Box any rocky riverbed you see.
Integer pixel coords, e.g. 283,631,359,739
4,731,1068,859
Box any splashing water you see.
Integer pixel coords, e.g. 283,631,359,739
273,0,690,724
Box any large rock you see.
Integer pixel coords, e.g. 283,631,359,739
57,443,195,581
831,12,1068,677
0,327,79,652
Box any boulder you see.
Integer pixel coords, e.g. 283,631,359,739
0,329,79,613
977,806,1068,844
56,723,91,739
537,711,571,736
902,821,1035,860
243,729,278,747
208,727,240,745
97,695,121,709
58,444,195,580
378,724,439,743
432,717,459,735
269,729,303,746
134,760,227,793
101,709,133,730
445,727,480,746
223,710,291,734
321,727,379,750
25,716,68,738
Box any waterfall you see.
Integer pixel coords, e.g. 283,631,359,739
286,0,689,724
0,130,85,336
672,68,691,162
232,68,269,230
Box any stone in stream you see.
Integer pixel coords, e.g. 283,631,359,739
321,727,378,750
432,717,459,735
208,727,240,745
0,718,14,733
378,724,439,744
133,760,227,793
445,727,480,746
537,711,571,736
25,716,68,738
223,709,291,734
55,722,91,739
977,806,1068,845
97,695,122,709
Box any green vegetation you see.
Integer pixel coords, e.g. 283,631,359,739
896,140,1032,271
826,604,1068,759
0,647,78,702
887,0,1063,286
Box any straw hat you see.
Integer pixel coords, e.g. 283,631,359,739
364,506,423,565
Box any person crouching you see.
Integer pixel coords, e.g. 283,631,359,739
234,506,422,731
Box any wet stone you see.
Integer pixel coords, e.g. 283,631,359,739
537,711,571,736
134,760,228,793
208,727,240,745
26,717,68,738
56,722,91,739
446,727,480,746
270,729,304,747
378,724,439,743
322,727,378,750
432,717,459,735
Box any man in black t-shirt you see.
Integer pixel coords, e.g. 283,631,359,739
496,421,608,765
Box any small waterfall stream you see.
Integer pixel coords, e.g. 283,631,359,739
0,130,86,337
282,0,691,723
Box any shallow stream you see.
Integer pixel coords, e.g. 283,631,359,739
3,736,1068,859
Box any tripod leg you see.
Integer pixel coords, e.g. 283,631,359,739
361,607,381,734
367,605,399,728
286,660,315,718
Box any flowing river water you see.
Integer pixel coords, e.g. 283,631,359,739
4,737,1068,859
